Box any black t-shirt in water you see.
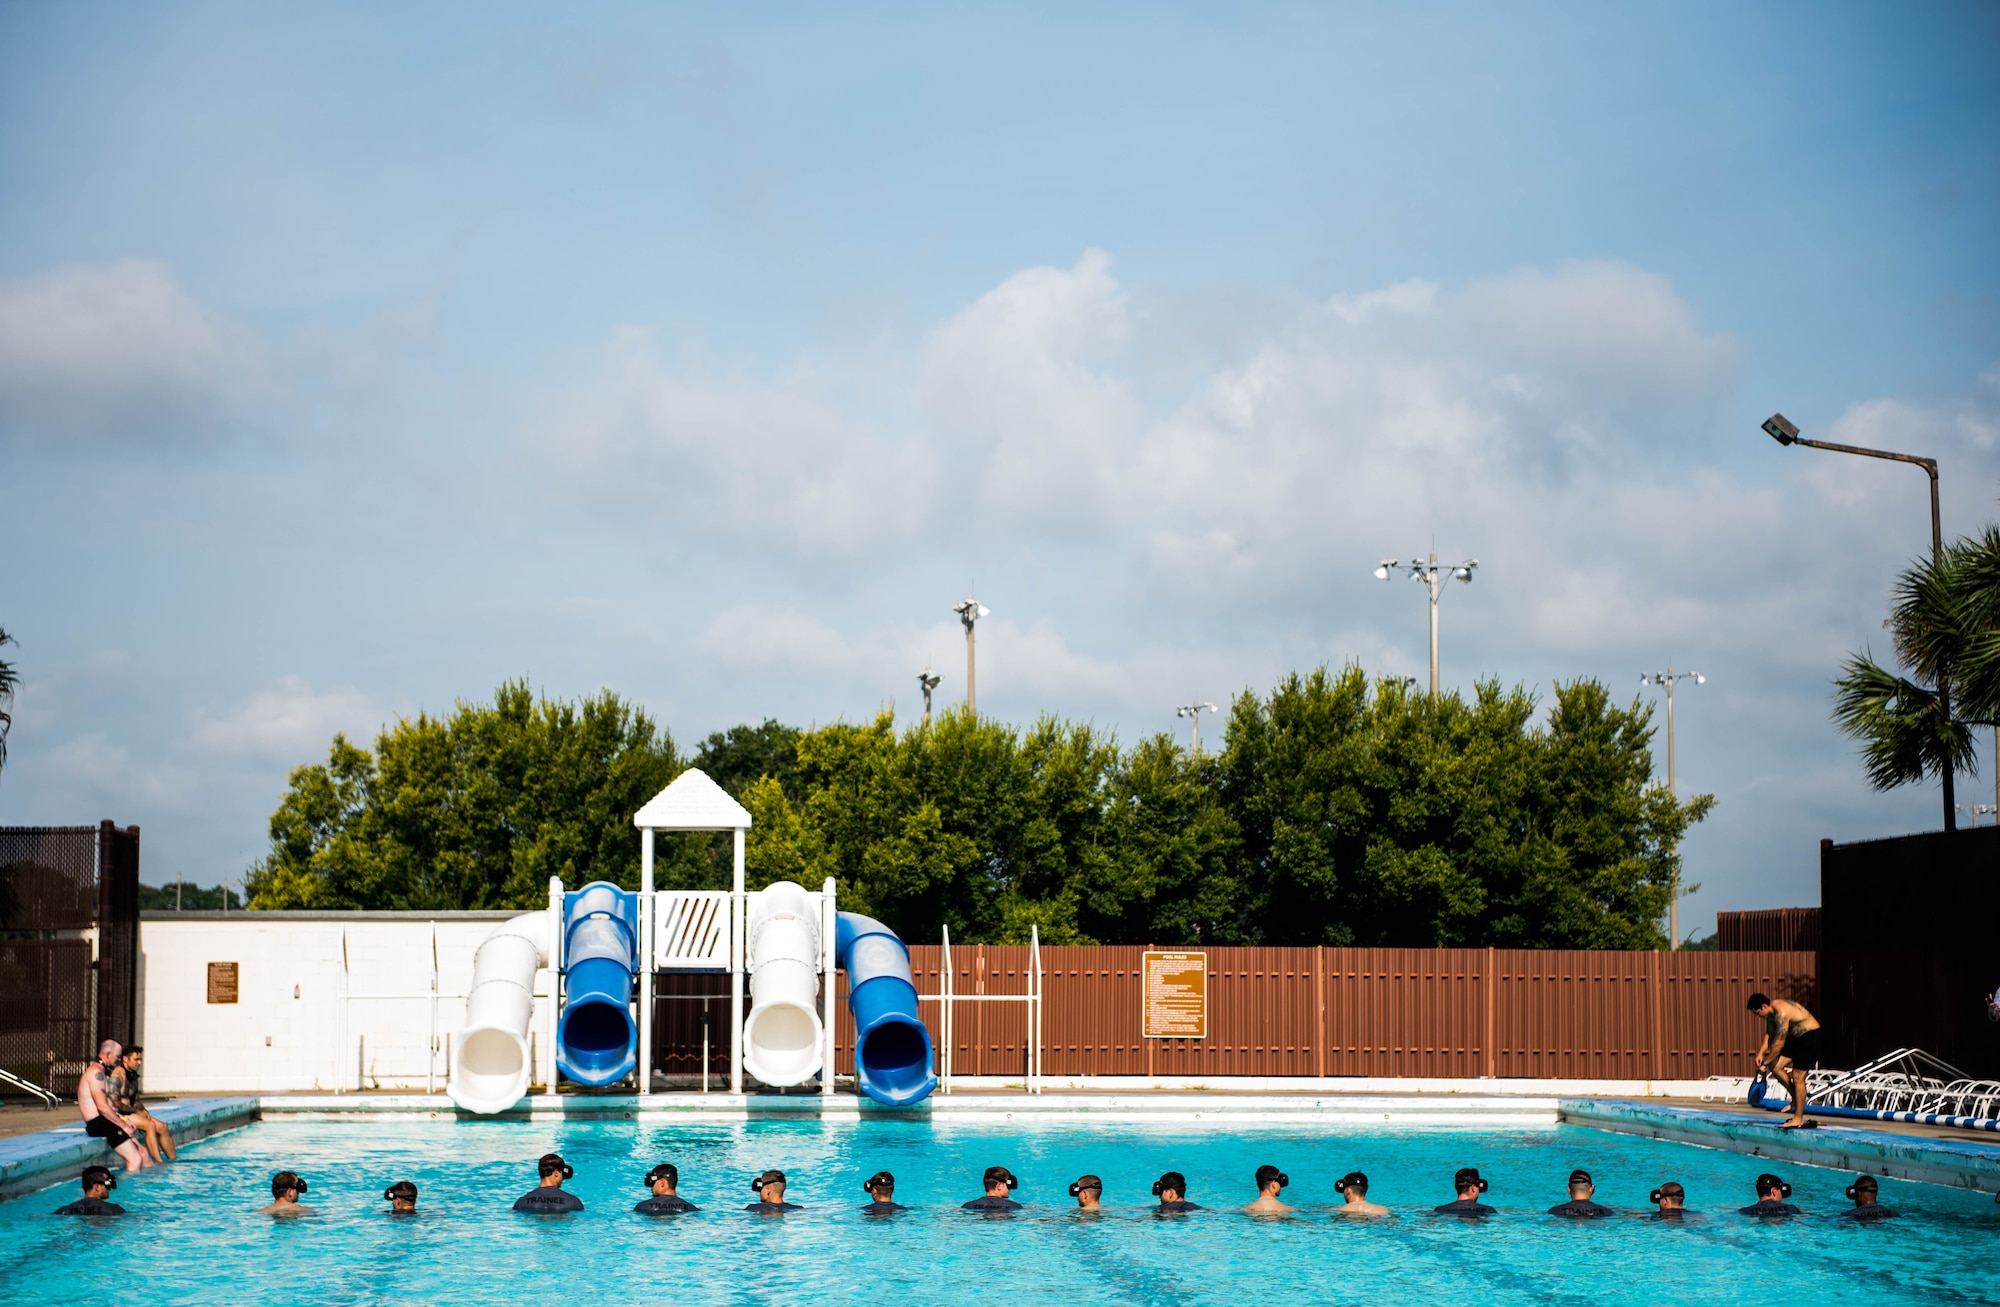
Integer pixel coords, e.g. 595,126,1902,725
745,1201,803,1213
514,1188,585,1213
1547,1199,1614,1218
860,1201,909,1214
55,1198,126,1216
1434,1199,1496,1216
634,1194,698,1214
962,1195,1023,1211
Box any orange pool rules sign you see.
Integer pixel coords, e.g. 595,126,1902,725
1142,951,1207,1038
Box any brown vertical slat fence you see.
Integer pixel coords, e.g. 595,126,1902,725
651,945,1817,1082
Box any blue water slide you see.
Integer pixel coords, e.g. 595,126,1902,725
557,881,640,1086
835,912,937,1106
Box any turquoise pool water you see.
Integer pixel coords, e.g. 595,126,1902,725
3,1118,1996,1305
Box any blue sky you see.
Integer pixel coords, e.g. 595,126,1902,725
2,2,1997,929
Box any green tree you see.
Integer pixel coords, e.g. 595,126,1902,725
245,681,680,910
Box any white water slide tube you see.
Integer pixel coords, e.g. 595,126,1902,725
742,881,826,1087
447,911,551,1113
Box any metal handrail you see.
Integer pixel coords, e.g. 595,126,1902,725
0,1066,59,1108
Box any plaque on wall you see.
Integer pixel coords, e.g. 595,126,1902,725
1142,950,1207,1038
207,961,240,1004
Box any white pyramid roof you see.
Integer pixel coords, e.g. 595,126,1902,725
632,767,753,830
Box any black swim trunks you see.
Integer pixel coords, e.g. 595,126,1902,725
1776,1026,1822,1069
83,1117,130,1148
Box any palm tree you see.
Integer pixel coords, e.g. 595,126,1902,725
0,626,15,776
1832,530,2000,813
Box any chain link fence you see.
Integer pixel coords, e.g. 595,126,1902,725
0,822,140,1095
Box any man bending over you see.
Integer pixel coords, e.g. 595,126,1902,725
76,1040,147,1174
1747,991,1822,1130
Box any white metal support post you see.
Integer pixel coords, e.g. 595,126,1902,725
730,828,745,1095
940,924,954,1093
639,827,655,1095
546,876,564,1093
821,877,837,1097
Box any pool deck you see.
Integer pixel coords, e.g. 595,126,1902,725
3,1088,1996,1201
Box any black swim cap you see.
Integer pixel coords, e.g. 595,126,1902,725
272,1171,307,1197
81,1166,116,1192
1151,1171,1187,1198
1068,1175,1103,1198
538,1154,573,1180
983,1166,1020,1191
1454,1167,1487,1194
864,1171,895,1195
384,1181,418,1202
1255,1165,1289,1189
1568,1169,1593,1189
1650,1182,1685,1204
751,1169,787,1192
1846,1176,1878,1201
1336,1171,1369,1196
1755,1173,1791,1198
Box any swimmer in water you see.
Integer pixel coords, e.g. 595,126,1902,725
860,1170,907,1214
1433,1167,1495,1217
384,1180,418,1214
260,1170,313,1216
1069,1175,1104,1211
513,1154,584,1213
1650,1181,1687,1217
1331,1171,1388,1217
1739,1173,1802,1217
963,1166,1023,1211
746,1169,803,1213
635,1164,698,1214
1546,1168,1613,1218
1152,1171,1200,1214
1838,1175,1897,1222
53,1166,126,1216
1245,1164,1292,1215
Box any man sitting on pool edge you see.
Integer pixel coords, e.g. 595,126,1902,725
636,1163,697,1214
963,1166,1023,1211
746,1169,802,1213
1434,1167,1496,1217
1547,1168,1613,1218
54,1166,126,1216
860,1170,907,1214
514,1154,583,1213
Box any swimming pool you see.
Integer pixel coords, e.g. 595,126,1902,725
4,1118,1996,1306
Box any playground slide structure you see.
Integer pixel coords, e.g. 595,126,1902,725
837,911,937,1106
445,769,939,1112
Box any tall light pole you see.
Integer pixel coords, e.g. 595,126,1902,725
1374,552,1479,696
1642,667,1704,948
1175,700,1217,754
952,595,989,715
918,667,942,725
1763,412,1954,829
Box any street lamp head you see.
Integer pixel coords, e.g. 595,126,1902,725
1690,672,1706,685
1762,413,1800,446
1374,561,1394,581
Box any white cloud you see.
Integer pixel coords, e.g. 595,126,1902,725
45,732,192,808
191,676,386,764
0,259,266,443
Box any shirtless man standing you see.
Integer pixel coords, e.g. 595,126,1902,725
1747,992,1822,1129
76,1040,148,1173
